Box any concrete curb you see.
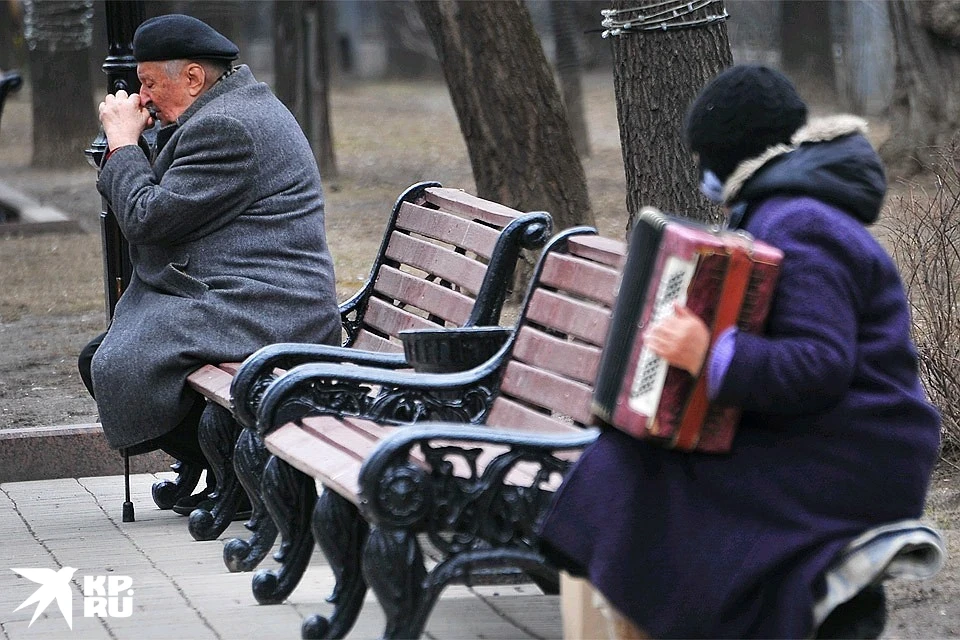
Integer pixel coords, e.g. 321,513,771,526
0,424,174,482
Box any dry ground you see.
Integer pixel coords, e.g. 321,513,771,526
0,73,957,638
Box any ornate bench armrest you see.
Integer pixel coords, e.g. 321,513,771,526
232,343,409,428
465,211,552,326
255,358,511,435
356,424,599,542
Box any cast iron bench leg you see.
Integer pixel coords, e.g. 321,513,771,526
189,402,245,540
301,490,370,639
363,526,432,640
251,455,316,605
222,426,278,571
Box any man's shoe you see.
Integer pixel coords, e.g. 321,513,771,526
173,495,253,520
172,489,213,516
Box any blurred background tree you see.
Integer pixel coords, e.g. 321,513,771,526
417,0,593,231
24,0,95,168
883,0,960,177
603,0,733,229
5,0,949,213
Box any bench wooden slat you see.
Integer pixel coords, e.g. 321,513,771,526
540,252,621,307
351,330,404,353
188,364,234,407
385,232,488,295
499,361,595,425
568,234,627,268
265,423,364,504
525,289,611,346
423,187,522,228
488,396,585,433
300,416,391,462
363,296,443,338
373,266,474,327
511,326,602,386
396,201,501,259
296,417,540,498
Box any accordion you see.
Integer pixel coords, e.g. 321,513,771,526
592,207,783,453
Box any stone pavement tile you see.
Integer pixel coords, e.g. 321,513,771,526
424,584,561,640
4,473,567,640
1,616,114,640
104,617,218,640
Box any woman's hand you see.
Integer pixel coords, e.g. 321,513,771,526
644,303,710,376
98,89,153,151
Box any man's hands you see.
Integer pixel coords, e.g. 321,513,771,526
98,89,153,151
644,303,710,376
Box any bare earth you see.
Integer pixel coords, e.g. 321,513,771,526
0,74,956,638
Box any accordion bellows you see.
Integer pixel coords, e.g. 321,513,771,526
593,207,783,453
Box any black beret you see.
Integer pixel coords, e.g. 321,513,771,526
133,14,239,63
684,65,807,182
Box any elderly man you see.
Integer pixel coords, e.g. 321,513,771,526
78,14,341,513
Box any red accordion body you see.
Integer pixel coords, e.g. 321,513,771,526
592,207,783,453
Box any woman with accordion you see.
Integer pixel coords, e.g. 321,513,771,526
539,65,941,639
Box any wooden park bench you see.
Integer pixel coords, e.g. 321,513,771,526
154,182,551,573
234,226,620,636
244,226,947,639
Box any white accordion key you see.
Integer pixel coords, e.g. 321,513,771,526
628,255,697,416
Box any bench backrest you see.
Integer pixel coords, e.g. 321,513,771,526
487,229,627,432
341,183,551,351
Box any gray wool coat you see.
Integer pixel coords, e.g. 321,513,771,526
93,65,341,450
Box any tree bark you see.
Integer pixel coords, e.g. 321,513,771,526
273,0,338,180
609,0,733,231
25,0,96,168
779,0,837,105
1,0,25,71
551,0,590,157
417,0,593,231
378,1,439,79
883,0,960,177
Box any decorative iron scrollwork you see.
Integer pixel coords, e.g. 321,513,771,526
374,463,432,527
269,378,498,431
339,299,369,347
366,385,494,424
364,438,573,557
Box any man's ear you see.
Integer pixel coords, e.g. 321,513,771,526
184,63,207,97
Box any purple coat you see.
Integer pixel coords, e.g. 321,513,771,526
538,117,941,638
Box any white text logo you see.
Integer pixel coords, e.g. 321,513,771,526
11,568,135,629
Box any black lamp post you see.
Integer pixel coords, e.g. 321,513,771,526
85,0,143,324
85,0,145,523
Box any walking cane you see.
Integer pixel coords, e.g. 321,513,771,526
122,448,135,522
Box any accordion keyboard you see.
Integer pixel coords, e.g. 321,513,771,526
627,255,697,416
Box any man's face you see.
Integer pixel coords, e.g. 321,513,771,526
136,61,195,125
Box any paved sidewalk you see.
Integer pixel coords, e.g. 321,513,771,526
0,472,561,639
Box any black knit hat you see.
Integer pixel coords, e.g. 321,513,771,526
684,65,807,183
133,14,239,63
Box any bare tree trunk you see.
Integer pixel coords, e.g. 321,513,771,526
883,0,960,178
273,0,338,180
1,0,25,71
608,0,733,231
417,0,593,232
551,0,590,157
378,1,439,79
25,0,96,168
779,0,837,106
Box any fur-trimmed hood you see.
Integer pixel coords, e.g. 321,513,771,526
721,115,887,225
